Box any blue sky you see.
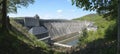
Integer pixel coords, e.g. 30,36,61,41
9,0,96,20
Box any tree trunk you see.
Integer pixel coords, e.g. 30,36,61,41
1,0,7,32
118,0,120,54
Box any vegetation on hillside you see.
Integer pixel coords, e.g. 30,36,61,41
0,19,51,54
72,0,119,53
73,14,117,54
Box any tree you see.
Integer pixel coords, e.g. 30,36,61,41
72,0,119,53
0,0,34,32
0,0,34,13
118,0,120,54
72,0,118,20
1,0,7,32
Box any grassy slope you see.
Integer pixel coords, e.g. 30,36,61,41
0,19,51,54
73,14,117,54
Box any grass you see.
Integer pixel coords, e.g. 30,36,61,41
0,19,50,54
10,19,48,48
73,14,117,54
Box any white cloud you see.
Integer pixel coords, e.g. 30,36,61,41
71,10,76,12
57,9,63,13
40,14,52,19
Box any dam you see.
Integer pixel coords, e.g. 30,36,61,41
14,15,97,47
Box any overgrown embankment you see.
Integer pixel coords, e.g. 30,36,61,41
0,19,52,54
73,14,117,54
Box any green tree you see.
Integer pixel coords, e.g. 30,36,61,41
1,0,7,32
0,0,34,32
118,0,120,54
72,0,118,20
72,0,119,54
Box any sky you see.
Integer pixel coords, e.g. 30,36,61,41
8,0,96,20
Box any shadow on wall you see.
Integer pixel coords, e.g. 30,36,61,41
36,32,49,39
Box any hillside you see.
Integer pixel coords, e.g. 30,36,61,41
0,19,52,54
73,14,117,54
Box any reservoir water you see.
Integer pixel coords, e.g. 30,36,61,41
59,35,80,46
65,39,79,46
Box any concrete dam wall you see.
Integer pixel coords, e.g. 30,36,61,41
39,19,90,40
14,16,95,41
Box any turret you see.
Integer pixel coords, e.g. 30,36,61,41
34,14,40,26
35,14,40,20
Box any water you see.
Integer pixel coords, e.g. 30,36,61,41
65,39,79,46
59,36,79,46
